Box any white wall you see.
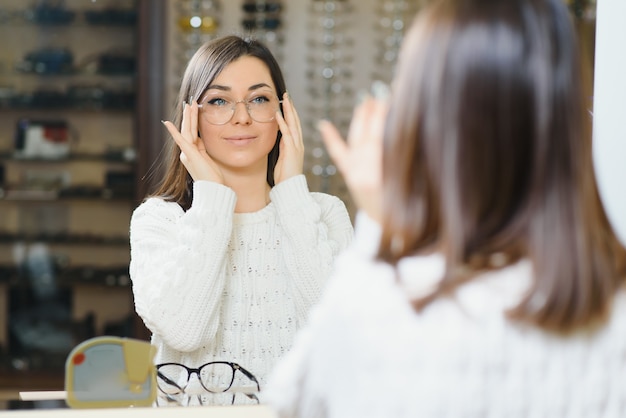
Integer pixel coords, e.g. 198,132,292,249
593,0,626,245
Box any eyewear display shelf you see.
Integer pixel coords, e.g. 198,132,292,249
0,0,148,394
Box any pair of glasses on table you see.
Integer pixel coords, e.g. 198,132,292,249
156,361,261,406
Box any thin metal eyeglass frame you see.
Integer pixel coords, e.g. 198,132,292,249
197,95,283,125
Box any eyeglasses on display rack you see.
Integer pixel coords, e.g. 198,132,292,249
197,90,282,125
156,361,261,406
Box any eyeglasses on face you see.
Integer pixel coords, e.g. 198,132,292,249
156,361,260,406
198,90,282,125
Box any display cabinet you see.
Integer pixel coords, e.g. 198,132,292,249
0,0,165,393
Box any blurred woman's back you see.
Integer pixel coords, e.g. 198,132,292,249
264,0,626,416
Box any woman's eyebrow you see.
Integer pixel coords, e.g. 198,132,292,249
205,84,230,91
248,83,272,91
205,83,272,93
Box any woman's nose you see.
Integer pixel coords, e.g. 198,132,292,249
231,101,252,124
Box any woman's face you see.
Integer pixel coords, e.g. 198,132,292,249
197,56,279,178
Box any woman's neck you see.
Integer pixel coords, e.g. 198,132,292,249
223,173,271,213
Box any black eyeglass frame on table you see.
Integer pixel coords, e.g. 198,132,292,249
156,361,261,406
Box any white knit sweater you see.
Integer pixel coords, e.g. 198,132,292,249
129,175,353,404
264,213,626,417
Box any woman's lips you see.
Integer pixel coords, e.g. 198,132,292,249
224,135,256,145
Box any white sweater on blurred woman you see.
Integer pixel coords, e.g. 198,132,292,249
264,213,626,417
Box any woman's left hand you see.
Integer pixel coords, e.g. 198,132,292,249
274,92,304,184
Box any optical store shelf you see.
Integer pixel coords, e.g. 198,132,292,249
0,266,130,288
0,232,129,245
0,190,133,202
0,0,156,394
0,372,64,394
0,152,136,162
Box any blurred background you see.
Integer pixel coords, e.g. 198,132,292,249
0,0,597,402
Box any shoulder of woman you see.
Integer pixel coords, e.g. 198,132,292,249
132,196,185,219
310,191,350,211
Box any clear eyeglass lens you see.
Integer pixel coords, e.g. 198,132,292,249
200,93,280,125
157,364,188,395
199,362,235,392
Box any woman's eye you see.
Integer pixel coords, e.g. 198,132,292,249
249,96,270,105
207,97,229,107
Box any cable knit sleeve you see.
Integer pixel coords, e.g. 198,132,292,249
129,181,236,352
270,175,354,324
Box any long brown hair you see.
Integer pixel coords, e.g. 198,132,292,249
379,0,626,332
150,35,287,210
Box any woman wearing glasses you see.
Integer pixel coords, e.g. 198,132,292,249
129,35,353,405
264,0,626,416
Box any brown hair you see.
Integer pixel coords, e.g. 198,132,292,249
378,0,626,332
150,35,287,210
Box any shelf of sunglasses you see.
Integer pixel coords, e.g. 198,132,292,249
304,101,354,117
0,99,135,113
307,87,351,104
173,2,222,70
173,33,219,65
0,151,136,164
242,1,283,14
308,14,351,33
306,7,353,89
0,80,134,102
305,165,348,189
375,19,411,44
304,115,349,134
247,32,285,53
0,265,131,288
308,161,338,179
306,26,351,49
176,15,220,34
241,18,284,37
0,186,135,202
176,0,222,14
0,46,136,78
174,0,222,33
305,87,355,106
306,65,353,82
307,91,353,111
0,365,65,390
306,46,353,64
370,38,405,82
306,32,354,49
0,66,136,79
373,1,422,60
377,0,423,14
0,315,137,378
0,232,130,247
242,15,282,32
306,46,352,66
240,9,285,61
310,0,352,15
0,9,137,28
241,1,283,24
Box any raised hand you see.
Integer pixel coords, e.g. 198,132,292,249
162,100,224,184
273,92,304,184
318,84,389,223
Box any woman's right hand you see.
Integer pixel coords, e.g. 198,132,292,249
162,101,224,184
317,88,388,224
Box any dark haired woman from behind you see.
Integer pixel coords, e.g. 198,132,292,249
263,0,626,416
129,36,353,406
